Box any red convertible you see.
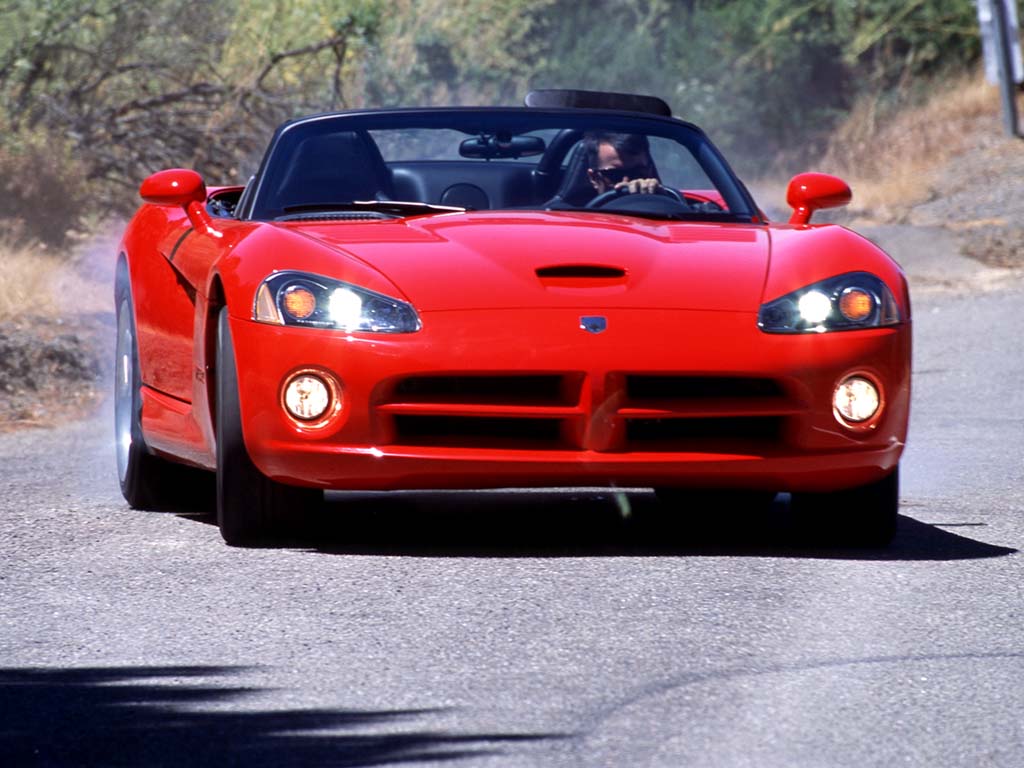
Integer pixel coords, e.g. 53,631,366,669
115,90,911,546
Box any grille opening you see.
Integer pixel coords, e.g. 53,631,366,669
626,376,784,401
391,375,573,405
626,416,784,444
393,415,565,447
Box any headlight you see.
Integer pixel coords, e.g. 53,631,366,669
253,271,421,333
758,272,900,333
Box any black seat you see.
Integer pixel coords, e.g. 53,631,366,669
276,131,393,206
440,183,490,210
545,142,594,208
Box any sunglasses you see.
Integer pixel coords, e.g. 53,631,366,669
594,164,652,184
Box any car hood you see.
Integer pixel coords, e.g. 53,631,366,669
288,211,770,312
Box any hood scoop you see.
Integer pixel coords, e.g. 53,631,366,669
536,264,625,279
536,264,627,291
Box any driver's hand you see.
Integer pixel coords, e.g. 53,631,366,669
614,177,660,195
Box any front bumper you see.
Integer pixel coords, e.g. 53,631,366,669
229,307,910,493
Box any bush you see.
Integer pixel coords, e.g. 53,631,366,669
0,0,986,238
0,128,90,247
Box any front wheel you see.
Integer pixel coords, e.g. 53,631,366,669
115,281,199,509
790,467,899,547
215,307,322,546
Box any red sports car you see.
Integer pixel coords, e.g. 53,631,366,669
115,90,911,546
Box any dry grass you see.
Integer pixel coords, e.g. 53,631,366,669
0,234,111,429
0,238,110,321
819,71,1003,218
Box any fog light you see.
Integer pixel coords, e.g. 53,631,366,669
833,376,880,424
284,373,331,421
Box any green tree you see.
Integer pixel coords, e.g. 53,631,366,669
0,0,987,242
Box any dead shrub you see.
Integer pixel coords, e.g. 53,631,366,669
0,235,109,321
818,71,1000,218
0,128,91,248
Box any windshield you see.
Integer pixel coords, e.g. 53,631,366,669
246,109,758,223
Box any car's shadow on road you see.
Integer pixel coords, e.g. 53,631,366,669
186,489,1017,561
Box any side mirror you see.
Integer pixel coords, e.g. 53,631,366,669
139,168,221,237
786,172,851,225
139,168,207,206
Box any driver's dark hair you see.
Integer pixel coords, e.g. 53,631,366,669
583,132,653,170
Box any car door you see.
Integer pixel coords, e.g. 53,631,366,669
133,208,231,404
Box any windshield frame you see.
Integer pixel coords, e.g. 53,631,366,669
241,107,760,223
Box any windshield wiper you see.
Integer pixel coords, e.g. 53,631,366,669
278,200,466,221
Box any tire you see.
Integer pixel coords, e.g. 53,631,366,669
215,307,322,546
115,277,192,509
790,466,899,547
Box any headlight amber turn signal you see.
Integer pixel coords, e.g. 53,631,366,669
254,271,421,333
758,272,900,334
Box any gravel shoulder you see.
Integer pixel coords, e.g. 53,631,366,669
0,313,109,430
862,128,1024,289
0,231,114,429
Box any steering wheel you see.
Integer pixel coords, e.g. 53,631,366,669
586,184,687,209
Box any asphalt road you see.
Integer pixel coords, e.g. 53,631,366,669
2,231,1023,767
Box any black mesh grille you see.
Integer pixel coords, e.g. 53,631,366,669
626,376,784,401
393,415,565,448
626,416,784,444
379,373,794,453
392,375,572,405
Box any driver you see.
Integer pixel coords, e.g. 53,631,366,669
584,132,661,197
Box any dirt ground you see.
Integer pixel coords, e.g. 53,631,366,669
904,128,1024,269
0,231,115,430
0,314,109,431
